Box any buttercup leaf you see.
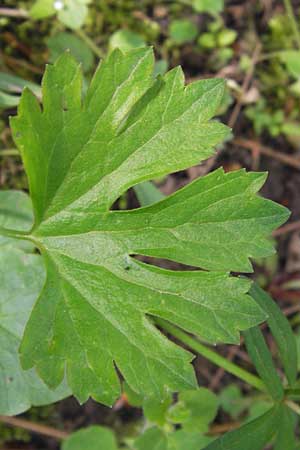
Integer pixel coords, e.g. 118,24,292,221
8,48,288,405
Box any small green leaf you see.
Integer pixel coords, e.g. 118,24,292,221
279,50,300,79
217,29,237,47
193,0,224,14
0,91,21,108
219,385,245,419
144,393,173,426
57,0,91,30
0,247,70,415
134,427,168,450
243,326,284,401
203,405,282,450
167,401,191,424
30,0,56,19
47,32,94,72
175,388,218,433
124,381,171,425
169,20,198,44
168,430,213,450
282,122,300,137
109,29,146,52
250,283,298,386
62,426,118,450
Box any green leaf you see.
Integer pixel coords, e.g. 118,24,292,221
0,247,70,415
167,401,190,424
250,283,298,386
217,29,237,47
109,29,146,52
57,0,91,30
243,326,284,401
219,385,245,419
143,392,172,426
0,91,21,108
30,0,56,19
193,0,224,14
9,48,288,406
134,181,165,206
0,72,41,109
169,20,198,44
47,32,94,72
170,388,218,433
274,406,297,450
203,405,282,450
135,427,168,450
282,122,300,137
0,190,34,252
279,50,300,79
0,72,41,97
168,430,213,450
124,381,172,425
62,426,118,450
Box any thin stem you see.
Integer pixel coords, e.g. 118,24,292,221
258,50,286,62
0,415,68,441
75,29,104,59
0,149,20,156
0,7,29,18
155,318,267,393
285,400,300,416
283,0,300,49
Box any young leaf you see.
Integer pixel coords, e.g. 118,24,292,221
250,283,298,386
171,388,219,433
219,385,245,419
243,326,284,401
193,0,224,14
168,430,213,450
134,427,168,450
9,48,288,406
203,405,282,450
0,247,70,415
169,20,198,44
62,426,118,450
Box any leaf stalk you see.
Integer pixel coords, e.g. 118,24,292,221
154,318,267,393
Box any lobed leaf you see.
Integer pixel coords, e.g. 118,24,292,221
8,48,289,405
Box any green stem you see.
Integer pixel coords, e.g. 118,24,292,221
75,29,104,59
155,318,267,393
283,0,300,49
258,50,286,62
0,149,20,156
